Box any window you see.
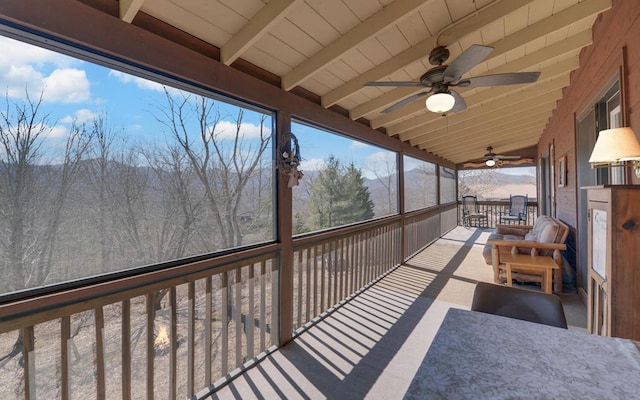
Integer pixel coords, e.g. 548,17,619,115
439,166,457,204
291,121,397,234
403,155,437,212
0,36,274,296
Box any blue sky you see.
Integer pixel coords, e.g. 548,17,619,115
1,35,398,178
1,35,532,179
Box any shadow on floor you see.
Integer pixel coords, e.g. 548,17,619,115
210,227,587,399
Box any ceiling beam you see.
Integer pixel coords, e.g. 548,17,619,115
320,0,536,108
429,129,544,163
424,108,554,154
357,29,591,123
371,0,609,129
221,0,301,66
391,56,579,137
412,100,558,149
119,0,144,23
399,73,570,142
281,0,429,91
412,96,559,146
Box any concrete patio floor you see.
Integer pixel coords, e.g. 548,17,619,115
211,227,587,399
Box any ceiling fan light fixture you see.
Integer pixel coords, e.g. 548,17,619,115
426,92,455,113
485,159,496,167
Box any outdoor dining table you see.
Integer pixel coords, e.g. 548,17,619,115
404,308,640,399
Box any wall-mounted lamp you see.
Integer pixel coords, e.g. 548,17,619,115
426,91,455,113
589,127,640,178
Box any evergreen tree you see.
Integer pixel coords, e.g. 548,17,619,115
341,162,374,224
309,156,374,230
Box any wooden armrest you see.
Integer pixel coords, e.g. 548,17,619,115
495,224,533,231
486,239,567,251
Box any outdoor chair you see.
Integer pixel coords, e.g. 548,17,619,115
500,194,528,224
471,282,568,329
461,195,488,227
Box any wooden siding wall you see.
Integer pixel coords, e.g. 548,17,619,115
537,0,640,294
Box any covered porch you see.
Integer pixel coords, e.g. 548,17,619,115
212,226,587,399
1,0,640,398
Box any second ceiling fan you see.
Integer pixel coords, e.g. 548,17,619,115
462,146,533,168
365,44,540,114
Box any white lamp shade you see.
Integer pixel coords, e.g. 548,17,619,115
485,159,496,167
589,127,640,164
426,92,455,113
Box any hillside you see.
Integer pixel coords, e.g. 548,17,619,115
459,170,536,201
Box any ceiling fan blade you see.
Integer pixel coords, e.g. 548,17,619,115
462,162,488,168
503,158,534,165
443,44,494,83
382,92,430,113
449,89,467,113
495,155,521,160
464,71,541,87
364,81,428,87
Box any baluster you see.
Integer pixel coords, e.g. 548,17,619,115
145,293,154,400
169,287,177,400
122,300,131,400
260,261,266,351
305,248,311,324
188,281,196,397
248,263,255,358
234,269,242,368
95,306,106,400
297,250,303,328
205,278,212,386
221,272,229,375
61,316,71,400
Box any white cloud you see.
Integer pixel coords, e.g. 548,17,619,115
46,124,70,139
61,108,97,124
300,158,326,171
403,156,425,171
362,151,397,179
42,69,90,103
212,120,271,140
350,140,370,150
0,37,75,70
108,70,166,92
0,37,90,103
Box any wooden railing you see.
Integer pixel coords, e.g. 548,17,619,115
0,248,280,400
0,206,460,399
292,217,402,332
457,200,539,228
404,207,441,258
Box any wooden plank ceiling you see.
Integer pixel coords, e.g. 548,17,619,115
120,0,611,166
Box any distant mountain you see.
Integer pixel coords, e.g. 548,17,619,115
459,170,536,201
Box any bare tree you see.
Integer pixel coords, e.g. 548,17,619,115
84,113,118,271
364,156,397,215
156,89,271,249
0,91,92,364
143,144,202,261
0,91,92,291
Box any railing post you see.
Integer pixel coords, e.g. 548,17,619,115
398,153,406,262
277,111,293,345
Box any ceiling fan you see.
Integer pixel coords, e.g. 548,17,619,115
462,146,533,168
365,44,541,114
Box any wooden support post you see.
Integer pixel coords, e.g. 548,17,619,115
277,111,293,345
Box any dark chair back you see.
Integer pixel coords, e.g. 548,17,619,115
501,194,528,224
471,282,567,329
462,195,479,214
461,195,487,227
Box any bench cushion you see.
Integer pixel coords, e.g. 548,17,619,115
482,215,568,264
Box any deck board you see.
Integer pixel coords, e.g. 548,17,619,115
211,227,586,399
